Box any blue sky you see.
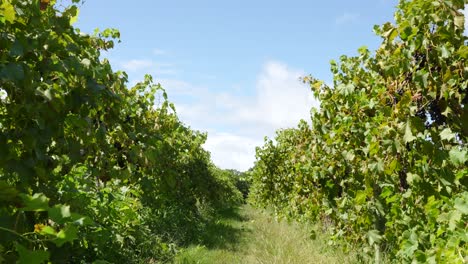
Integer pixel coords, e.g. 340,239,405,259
74,0,400,171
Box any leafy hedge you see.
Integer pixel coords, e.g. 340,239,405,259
0,1,242,263
250,0,467,262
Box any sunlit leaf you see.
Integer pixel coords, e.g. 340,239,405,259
439,128,455,141
20,193,49,211
0,1,16,23
454,194,468,215
368,230,382,246
449,148,467,166
48,204,71,223
54,225,78,247
404,121,416,143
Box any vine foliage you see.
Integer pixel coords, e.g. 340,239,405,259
250,0,468,262
0,0,242,263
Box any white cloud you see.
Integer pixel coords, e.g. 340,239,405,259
335,13,360,25
153,48,167,56
120,59,154,72
157,78,208,97
239,61,319,129
119,60,177,81
204,132,263,171
157,61,319,171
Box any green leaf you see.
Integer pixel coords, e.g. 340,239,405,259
15,243,49,264
0,1,16,23
386,28,398,42
404,121,416,143
368,230,382,246
440,45,450,58
385,159,399,175
69,6,79,25
454,14,464,29
20,193,49,211
70,213,93,226
406,173,420,184
454,194,468,215
439,128,455,141
337,83,355,95
355,191,367,204
35,88,53,101
39,226,57,236
448,210,461,230
424,196,441,219
54,225,78,247
401,231,418,257
415,71,428,88
48,204,71,224
399,25,412,40
449,148,467,166
456,46,468,58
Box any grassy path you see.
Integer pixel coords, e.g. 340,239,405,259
174,205,354,264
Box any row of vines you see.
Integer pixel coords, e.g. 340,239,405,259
250,0,467,263
0,1,243,263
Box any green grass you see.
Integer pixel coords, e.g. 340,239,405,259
174,205,356,264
